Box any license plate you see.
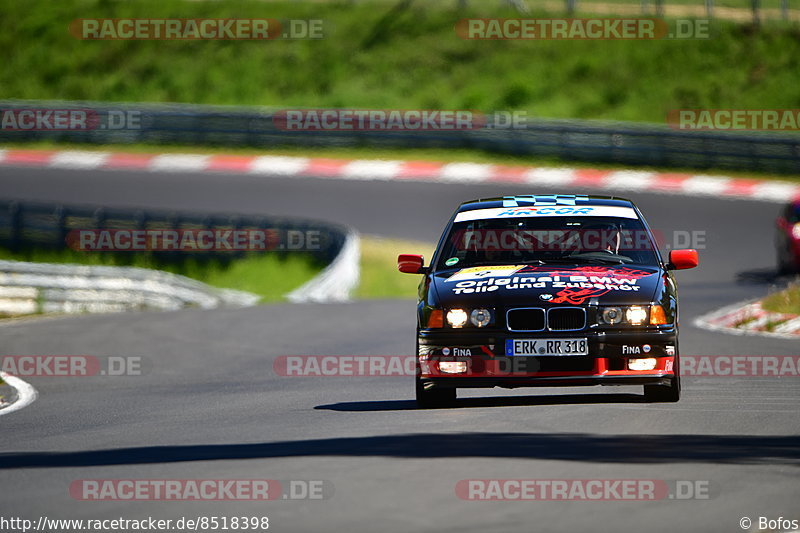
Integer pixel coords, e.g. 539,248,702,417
506,338,588,356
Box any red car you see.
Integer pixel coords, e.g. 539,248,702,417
776,199,800,274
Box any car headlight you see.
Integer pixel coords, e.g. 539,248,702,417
625,306,648,325
793,223,800,240
470,308,492,328
446,309,469,328
599,305,669,326
436,308,494,328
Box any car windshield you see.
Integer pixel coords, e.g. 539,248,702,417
435,215,660,270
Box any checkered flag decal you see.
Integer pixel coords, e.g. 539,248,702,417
502,195,590,207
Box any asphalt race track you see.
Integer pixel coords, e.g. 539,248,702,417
0,165,798,533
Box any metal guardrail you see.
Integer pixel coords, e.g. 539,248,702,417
0,198,347,265
1,100,798,174
0,199,359,313
557,0,794,22
0,260,260,315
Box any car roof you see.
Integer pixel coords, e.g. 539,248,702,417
456,194,635,212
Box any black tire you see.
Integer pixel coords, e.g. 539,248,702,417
777,247,795,275
416,378,456,408
644,376,681,403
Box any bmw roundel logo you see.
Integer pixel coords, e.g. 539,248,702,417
539,294,553,301
442,347,451,356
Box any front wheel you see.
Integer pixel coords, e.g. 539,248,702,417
416,378,456,408
644,376,681,403
777,246,796,275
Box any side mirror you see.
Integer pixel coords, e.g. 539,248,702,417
398,254,425,274
668,249,699,270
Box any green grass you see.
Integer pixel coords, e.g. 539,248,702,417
357,237,434,299
0,236,435,304
2,0,800,123
0,247,323,302
762,280,800,314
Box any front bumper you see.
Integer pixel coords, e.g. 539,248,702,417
418,328,677,388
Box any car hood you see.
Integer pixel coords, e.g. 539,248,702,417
431,264,663,308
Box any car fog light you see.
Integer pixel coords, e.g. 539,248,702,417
446,309,469,328
627,358,657,371
470,308,492,327
439,361,468,374
602,307,624,325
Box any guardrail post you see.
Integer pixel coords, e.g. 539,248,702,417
55,205,67,247
565,0,577,15
705,0,714,18
134,210,147,231
752,0,760,25
92,208,106,230
8,201,21,251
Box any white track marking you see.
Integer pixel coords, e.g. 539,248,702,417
49,150,110,169
341,160,402,180
603,170,656,191
149,154,211,173
750,181,800,202
0,372,38,417
772,316,800,334
680,175,732,195
248,155,309,175
438,162,493,183
523,167,577,185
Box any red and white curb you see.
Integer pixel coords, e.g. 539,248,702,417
1,148,799,203
694,299,800,338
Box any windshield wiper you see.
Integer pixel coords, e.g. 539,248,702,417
465,259,546,268
544,256,627,265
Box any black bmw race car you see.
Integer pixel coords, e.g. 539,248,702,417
398,194,698,408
